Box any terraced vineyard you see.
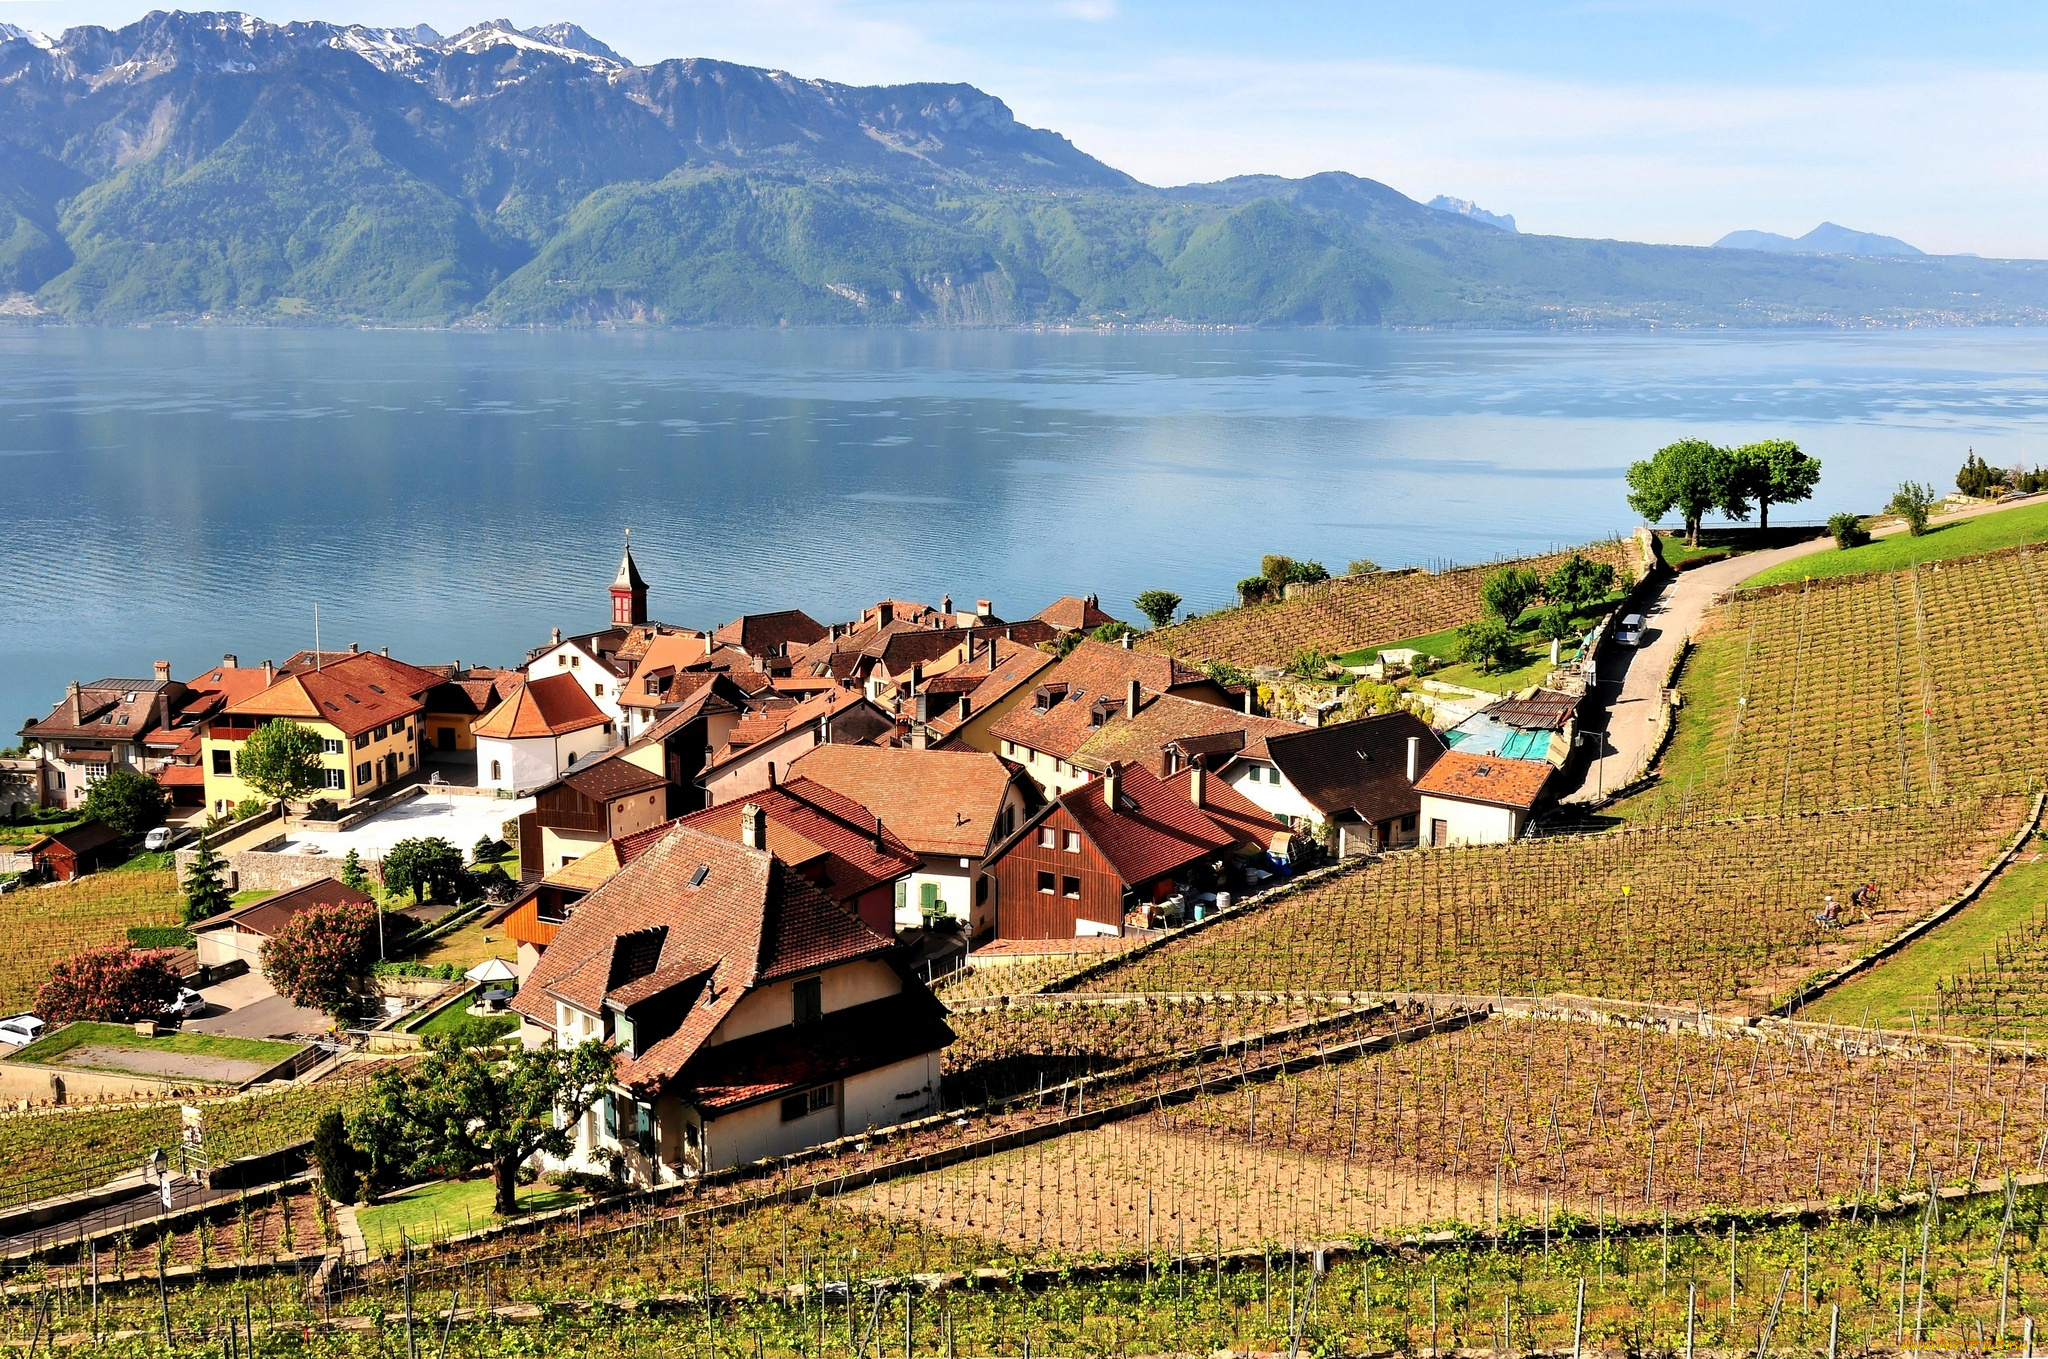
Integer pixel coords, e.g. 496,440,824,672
0,868,181,1011
1138,539,1639,668
1628,541,2048,823
1081,798,2028,1010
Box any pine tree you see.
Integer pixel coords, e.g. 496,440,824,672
340,848,373,895
181,832,232,923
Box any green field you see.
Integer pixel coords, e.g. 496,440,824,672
357,1177,581,1256
1336,597,1612,696
1803,849,2048,1031
1742,497,2048,587
10,1022,301,1069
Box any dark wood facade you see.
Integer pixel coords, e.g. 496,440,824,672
983,803,1124,940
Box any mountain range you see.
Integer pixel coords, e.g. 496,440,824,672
0,12,2043,327
1713,223,1924,257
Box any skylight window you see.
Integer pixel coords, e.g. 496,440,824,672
688,865,710,888
368,684,385,694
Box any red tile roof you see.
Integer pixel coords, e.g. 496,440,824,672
191,876,375,939
228,653,438,739
1074,690,1304,775
512,826,892,1093
1057,763,1265,886
988,640,1223,763
790,744,1018,858
712,610,828,657
1033,596,1116,631
470,673,609,740
1413,751,1552,809
675,779,919,902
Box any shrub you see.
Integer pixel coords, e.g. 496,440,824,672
1452,617,1521,674
1887,481,1939,536
1956,448,2005,498
382,837,464,905
1287,648,1333,680
34,944,180,1022
1237,576,1273,606
126,926,196,949
1532,603,1580,644
311,1109,362,1205
1346,558,1381,576
80,768,168,840
263,900,380,1025
233,798,267,821
1827,511,1872,550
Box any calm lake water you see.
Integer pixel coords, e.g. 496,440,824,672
3,326,2045,723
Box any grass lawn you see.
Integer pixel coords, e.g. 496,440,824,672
1337,597,1614,695
358,1177,581,1255
229,889,271,906
403,987,518,1041
10,1021,301,1067
1801,850,2048,1032
409,915,517,973
0,811,83,848
1742,497,2048,588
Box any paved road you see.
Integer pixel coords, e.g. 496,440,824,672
1562,496,2044,804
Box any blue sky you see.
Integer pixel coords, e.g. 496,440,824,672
8,1,2046,256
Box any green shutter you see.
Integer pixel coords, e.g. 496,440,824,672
920,882,939,911
895,880,908,910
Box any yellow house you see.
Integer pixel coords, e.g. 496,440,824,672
201,654,441,815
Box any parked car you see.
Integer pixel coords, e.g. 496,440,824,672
143,826,175,852
1617,614,1646,647
162,988,206,1020
0,1013,43,1047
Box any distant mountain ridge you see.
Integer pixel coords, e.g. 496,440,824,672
0,12,2040,327
1715,223,1924,257
1427,196,1517,233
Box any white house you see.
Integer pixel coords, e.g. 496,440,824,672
511,825,952,1182
471,673,616,794
1213,711,1445,855
523,632,632,728
1412,751,1552,847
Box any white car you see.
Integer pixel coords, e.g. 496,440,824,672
143,827,175,851
162,988,206,1020
0,1013,43,1047
1617,614,1647,647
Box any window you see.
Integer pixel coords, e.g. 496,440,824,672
976,876,990,904
559,655,569,668
322,738,343,755
602,1092,619,1139
894,880,908,913
324,769,345,790
354,732,369,750
1062,830,1080,853
356,762,372,785
373,724,387,741
635,1100,655,1153
212,750,232,775
1062,875,1081,899
920,882,940,915
780,1084,834,1123
1037,871,1056,895
570,655,580,668
793,976,823,1026
614,1012,636,1057
1037,828,1056,849
491,760,502,781
594,683,604,696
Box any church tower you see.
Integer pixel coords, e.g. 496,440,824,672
611,530,649,626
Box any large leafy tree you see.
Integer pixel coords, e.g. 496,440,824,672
1541,553,1618,613
382,836,464,905
1728,439,1822,530
236,719,326,806
81,766,169,840
1132,590,1181,630
181,830,233,923
35,945,180,1022
263,899,380,1027
348,1033,618,1214
1452,616,1521,674
1479,566,1543,628
1626,439,1743,546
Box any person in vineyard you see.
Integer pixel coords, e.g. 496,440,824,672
1815,894,1841,929
1851,882,1878,920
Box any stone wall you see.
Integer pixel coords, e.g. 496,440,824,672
172,846,370,896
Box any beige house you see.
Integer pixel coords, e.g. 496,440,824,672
1413,752,1552,847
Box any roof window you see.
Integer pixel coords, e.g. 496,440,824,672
344,694,360,703
688,864,710,888
368,684,385,694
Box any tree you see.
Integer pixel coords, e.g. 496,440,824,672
1533,603,1581,644
1237,575,1274,606
1089,619,1134,645
81,767,168,840
1888,481,1939,536
1287,648,1332,680
35,945,180,1022
236,719,326,807
1957,447,2006,498
1346,558,1381,576
311,1108,363,1205
1451,617,1521,674
181,831,232,923
1728,439,1822,531
263,899,379,1026
348,1032,618,1215
1259,555,1330,596
1626,439,1742,546
1542,553,1618,613
382,837,464,905
1132,590,1182,630
1480,566,1543,627
340,848,374,895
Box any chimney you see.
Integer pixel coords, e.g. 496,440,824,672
1406,735,1420,784
988,638,999,671
1189,764,1206,809
910,725,929,750
453,659,461,676
380,646,389,658
1125,679,1140,720
262,660,276,685
739,802,766,851
704,632,715,658
976,599,992,619
66,679,80,713
872,814,885,854
1102,763,1120,810
223,653,238,669
1121,632,1132,650
1242,688,1253,715
958,693,972,721
941,594,952,616
153,660,171,682
551,628,562,647
914,692,930,723
878,602,894,627
754,654,767,674
349,642,360,654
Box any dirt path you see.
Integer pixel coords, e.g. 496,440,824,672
1562,495,2041,804
57,1044,275,1084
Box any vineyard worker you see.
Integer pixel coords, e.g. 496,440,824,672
1815,895,1841,929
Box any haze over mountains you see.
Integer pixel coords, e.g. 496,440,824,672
0,12,2042,327
1714,224,1925,258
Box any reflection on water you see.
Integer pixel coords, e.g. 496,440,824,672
2,326,2043,719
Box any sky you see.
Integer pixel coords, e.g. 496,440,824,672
5,2,2047,257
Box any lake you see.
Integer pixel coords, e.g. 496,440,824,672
3,326,2044,724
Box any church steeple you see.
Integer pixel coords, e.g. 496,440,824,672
611,529,649,626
